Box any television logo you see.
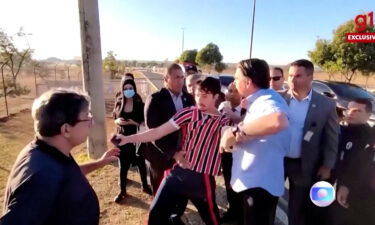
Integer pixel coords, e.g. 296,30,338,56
346,11,375,43
310,181,335,207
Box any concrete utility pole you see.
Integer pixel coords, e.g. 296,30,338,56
249,0,257,59
78,0,107,159
181,27,185,54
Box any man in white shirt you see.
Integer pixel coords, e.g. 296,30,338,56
221,58,291,225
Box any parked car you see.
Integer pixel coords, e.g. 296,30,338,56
312,80,375,125
209,74,234,93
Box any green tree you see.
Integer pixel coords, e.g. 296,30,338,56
309,39,337,80
31,60,49,80
215,62,227,74
179,49,198,64
132,60,138,67
309,19,375,83
0,28,33,91
103,51,118,79
196,43,223,73
117,60,127,75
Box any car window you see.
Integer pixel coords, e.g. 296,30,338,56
329,83,375,100
329,83,375,113
312,82,335,97
219,76,234,87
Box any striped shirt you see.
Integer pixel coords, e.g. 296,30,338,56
169,107,231,176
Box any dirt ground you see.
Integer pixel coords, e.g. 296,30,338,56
0,109,231,225
2,69,375,224
0,68,229,224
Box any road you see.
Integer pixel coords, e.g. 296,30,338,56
141,71,165,89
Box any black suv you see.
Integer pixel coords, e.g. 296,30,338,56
312,80,375,125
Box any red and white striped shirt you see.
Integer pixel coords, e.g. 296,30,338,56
169,107,231,176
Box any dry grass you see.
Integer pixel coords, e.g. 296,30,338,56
0,111,152,224
0,109,232,225
8,68,375,224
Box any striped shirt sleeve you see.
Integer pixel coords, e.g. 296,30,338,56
169,107,194,129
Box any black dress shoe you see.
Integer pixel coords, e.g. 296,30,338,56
142,185,153,196
114,191,127,203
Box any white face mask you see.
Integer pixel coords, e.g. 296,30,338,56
123,89,135,98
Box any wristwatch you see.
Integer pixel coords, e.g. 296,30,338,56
231,126,240,136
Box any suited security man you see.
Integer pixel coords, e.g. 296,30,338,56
283,59,339,225
143,63,195,194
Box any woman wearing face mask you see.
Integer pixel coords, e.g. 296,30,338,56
113,79,152,203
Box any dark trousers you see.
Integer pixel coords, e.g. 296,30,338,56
333,196,375,225
285,158,335,225
284,157,311,225
149,166,220,225
148,163,166,196
119,143,149,192
147,160,188,224
221,153,241,215
239,188,278,225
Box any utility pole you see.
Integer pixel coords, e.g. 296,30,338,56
181,27,186,54
249,0,257,59
1,62,9,118
78,0,107,159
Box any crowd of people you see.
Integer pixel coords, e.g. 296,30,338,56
1,58,375,225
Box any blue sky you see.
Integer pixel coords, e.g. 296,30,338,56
1,0,373,65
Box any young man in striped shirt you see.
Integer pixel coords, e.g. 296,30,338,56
115,77,230,225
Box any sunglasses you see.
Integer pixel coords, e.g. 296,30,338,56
270,76,282,81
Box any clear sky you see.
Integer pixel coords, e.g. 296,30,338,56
0,0,373,65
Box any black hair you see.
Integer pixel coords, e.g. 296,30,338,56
118,78,141,112
113,79,143,123
32,89,90,137
272,67,284,77
123,79,137,93
125,73,134,80
186,64,198,74
290,59,314,76
352,98,373,113
167,63,182,76
197,77,221,95
238,58,270,89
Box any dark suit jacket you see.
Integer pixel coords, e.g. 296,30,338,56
283,90,339,183
142,88,195,165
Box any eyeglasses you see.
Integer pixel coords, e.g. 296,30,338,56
75,116,93,125
270,76,282,81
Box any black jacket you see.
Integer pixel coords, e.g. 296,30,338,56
336,123,375,201
143,88,194,161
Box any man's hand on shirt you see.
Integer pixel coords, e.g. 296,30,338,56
337,185,350,208
173,151,191,169
317,166,331,180
235,131,255,143
220,126,236,153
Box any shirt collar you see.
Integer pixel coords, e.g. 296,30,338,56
245,89,267,106
291,89,312,102
233,105,242,112
168,89,182,99
34,138,73,163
